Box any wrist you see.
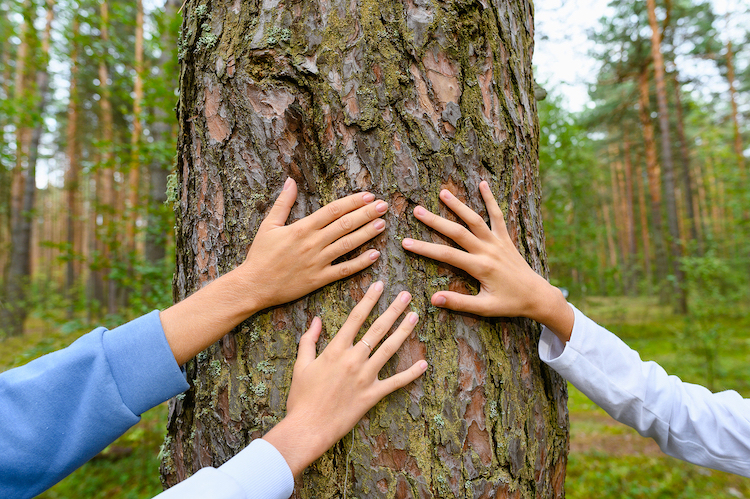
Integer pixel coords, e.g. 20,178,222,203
262,415,330,477
530,283,573,342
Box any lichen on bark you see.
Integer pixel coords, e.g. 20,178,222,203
162,0,568,496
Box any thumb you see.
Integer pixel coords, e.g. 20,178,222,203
294,316,322,376
431,291,489,316
264,177,297,227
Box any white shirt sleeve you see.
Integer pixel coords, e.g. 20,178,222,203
155,439,295,499
538,304,750,477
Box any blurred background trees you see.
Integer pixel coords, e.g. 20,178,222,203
0,0,181,336
0,0,747,332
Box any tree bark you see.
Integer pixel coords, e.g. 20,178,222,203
160,0,568,496
127,0,145,260
646,0,686,313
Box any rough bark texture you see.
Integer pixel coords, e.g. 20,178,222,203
161,0,568,496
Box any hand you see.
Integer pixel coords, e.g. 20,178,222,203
240,177,389,310
160,178,389,365
401,181,573,341
262,281,428,477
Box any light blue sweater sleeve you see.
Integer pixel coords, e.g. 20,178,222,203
0,311,190,499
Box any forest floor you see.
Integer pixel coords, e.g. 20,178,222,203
2,296,749,498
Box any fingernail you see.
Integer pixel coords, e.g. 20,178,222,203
441,190,453,200
370,250,381,261
363,192,375,203
480,181,488,190
283,177,293,190
419,360,428,371
376,202,388,213
409,312,419,324
434,295,446,306
402,238,414,248
414,206,426,217
373,280,384,291
400,291,411,303
374,219,385,231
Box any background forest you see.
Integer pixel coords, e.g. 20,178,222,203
1,0,749,496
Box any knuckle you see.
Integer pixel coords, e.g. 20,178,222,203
327,202,343,219
378,341,395,359
439,246,454,261
339,235,353,252
339,215,353,231
338,262,352,277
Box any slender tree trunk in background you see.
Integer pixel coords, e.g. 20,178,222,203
622,138,637,293
161,0,568,495
638,68,668,284
65,15,81,312
127,0,144,268
0,26,14,280
671,74,701,255
98,0,118,315
704,155,721,247
145,0,181,271
646,0,686,313
609,155,628,294
693,160,708,245
635,158,653,290
725,41,745,175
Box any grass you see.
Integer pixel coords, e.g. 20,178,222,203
568,296,750,498
2,297,748,497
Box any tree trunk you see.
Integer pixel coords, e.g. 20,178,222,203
144,0,181,270
65,15,81,311
635,156,653,290
725,40,745,175
621,138,637,293
160,0,568,496
637,67,667,283
127,0,145,262
671,74,701,255
97,0,118,315
646,0,686,313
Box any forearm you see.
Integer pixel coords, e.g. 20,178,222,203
160,267,261,366
540,306,750,477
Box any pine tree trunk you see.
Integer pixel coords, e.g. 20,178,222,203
621,138,637,293
127,0,145,262
725,41,745,175
145,0,181,270
97,0,118,315
160,0,568,496
646,0,686,313
635,156,653,289
65,15,81,311
637,67,667,284
671,74,701,255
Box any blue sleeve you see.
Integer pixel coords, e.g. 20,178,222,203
0,311,190,499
